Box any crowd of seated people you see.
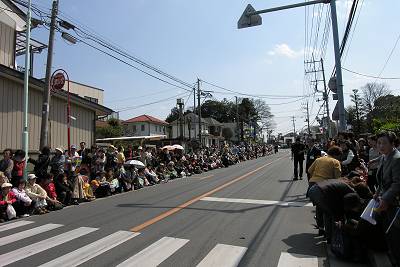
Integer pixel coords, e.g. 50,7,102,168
0,142,274,222
306,131,400,266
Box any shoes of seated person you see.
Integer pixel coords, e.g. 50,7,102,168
293,177,298,181
20,214,30,218
299,177,303,180
71,200,79,205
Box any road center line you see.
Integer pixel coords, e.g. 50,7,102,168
200,197,313,207
130,156,287,232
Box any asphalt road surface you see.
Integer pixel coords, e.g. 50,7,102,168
0,150,334,267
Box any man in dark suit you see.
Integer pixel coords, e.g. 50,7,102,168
374,131,400,266
291,138,306,180
306,138,321,181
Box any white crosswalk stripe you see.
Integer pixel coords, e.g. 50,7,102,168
0,227,97,266
39,230,140,267
116,236,189,267
0,222,254,266
196,244,247,267
0,220,34,232
0,223,63,246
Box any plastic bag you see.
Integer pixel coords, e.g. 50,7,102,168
360,199,379,225
6,204,16,219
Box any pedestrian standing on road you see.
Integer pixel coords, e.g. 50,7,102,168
305,138,321,181
367,135,380,193
373,131,400,266
291,138,306,180
0,149,13,182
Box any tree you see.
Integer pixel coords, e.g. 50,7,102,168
96,118,124,138
222,127,234,141
361,82,391,128
165,107,180,123
252,98,275,132
199,99,236,123
165,107,192,123
350,89,364,135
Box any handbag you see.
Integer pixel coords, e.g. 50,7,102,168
6,204,16,219
330,223,352,260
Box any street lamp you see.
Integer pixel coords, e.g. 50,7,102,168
22,0,33,180
238,0,347,131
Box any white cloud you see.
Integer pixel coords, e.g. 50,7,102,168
268,44,303,59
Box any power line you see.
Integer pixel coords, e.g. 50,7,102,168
376,31,400,79
200,79,310,99
117,92,189,113
342,67,400,80
65,31,193,93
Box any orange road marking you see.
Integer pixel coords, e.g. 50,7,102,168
130,156,285,232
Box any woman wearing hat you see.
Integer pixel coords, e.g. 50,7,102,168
50,148,66,177
11,179,34,217
0,182,17,222
26,174,49,214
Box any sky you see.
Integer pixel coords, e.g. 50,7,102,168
19,0,400,136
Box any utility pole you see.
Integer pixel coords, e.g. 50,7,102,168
320,58,331,138
177,99,184,141
352,89,361,135
238,0,346,130
305,58,332,138
40,0,59,149
291,116,296,137
193,87,196,140
22,0,32,180
306,102,311,135
197,78,202,146
235,96,240,142
329,0,347,131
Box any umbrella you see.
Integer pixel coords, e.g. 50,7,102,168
124,160,145,168
162,145,174,150
172,144,184,150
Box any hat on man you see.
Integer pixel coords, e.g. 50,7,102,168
138,146,143,150
55,147,63,153
71,144,77,150
108,145,117,150
1,182,12,188
27,174,37,180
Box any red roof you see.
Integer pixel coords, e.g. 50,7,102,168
124,115,169,125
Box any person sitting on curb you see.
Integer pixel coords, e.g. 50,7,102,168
11,179,34,218
39,173,64,210
25,174,49,214
0,182,17,222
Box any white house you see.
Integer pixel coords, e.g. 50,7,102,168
123,115,168,136
170,113,224,147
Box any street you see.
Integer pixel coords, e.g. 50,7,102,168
1,151,329,267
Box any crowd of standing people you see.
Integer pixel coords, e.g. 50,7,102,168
292,131,400,266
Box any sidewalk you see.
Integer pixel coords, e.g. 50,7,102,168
326,244,393,267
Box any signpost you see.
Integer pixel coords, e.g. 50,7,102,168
51,69,71,156
238,0,347,131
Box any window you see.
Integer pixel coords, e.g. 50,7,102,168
132,125,137,132
141,124,145,131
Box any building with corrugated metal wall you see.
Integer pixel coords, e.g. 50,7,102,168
0,0,113,152
0,65,113,152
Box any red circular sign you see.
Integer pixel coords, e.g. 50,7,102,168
51,72,66,91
